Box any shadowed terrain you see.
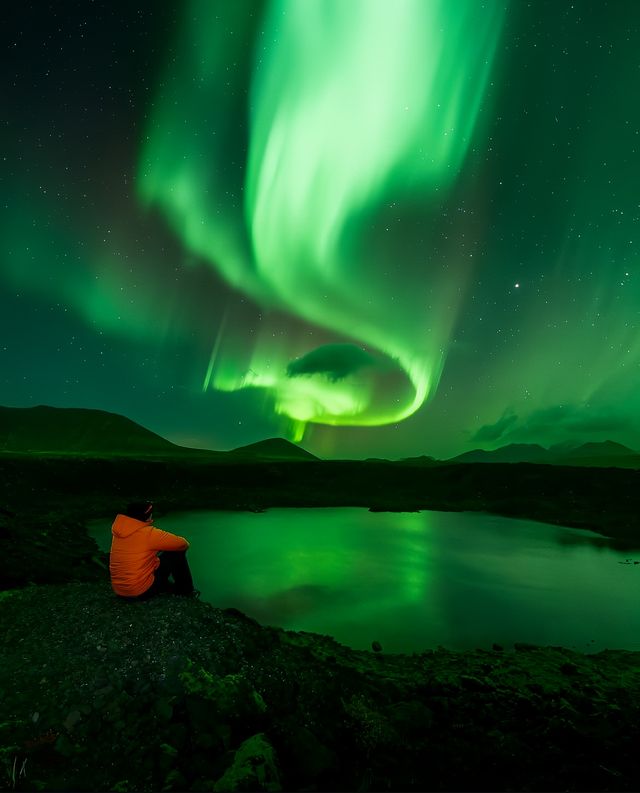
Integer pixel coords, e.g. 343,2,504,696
3,406,640,790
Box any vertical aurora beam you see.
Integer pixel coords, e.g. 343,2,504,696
139,0,507,431
248,0,503,273
244,0,506,425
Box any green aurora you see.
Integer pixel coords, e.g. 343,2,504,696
2,0,640,458
139,0,507,439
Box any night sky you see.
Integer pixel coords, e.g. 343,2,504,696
2,0,639,459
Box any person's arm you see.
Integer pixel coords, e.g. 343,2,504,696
148,526,190,551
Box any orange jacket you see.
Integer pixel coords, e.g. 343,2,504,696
109,514,190,597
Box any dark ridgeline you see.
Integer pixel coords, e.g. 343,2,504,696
226,437,319,461
448,440,640,468
0,405,312,460
2,404,638,466
1,405,640,558
0,405,190,456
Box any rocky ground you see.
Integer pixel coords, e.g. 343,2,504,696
2,581,640,792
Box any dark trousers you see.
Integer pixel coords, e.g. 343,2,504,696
123,550,195,601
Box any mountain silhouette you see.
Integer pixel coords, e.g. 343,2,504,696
558,441,636,458
450,444,550,464
396,455,438,466
0,405,209,456
2,405,637,466
449,440,639,467
0,407,314,461
229,438,318,461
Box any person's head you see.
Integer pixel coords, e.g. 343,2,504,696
125,501,153,522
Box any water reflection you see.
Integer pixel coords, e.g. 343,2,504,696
89,508,640,654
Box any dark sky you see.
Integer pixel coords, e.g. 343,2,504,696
2,0,639,459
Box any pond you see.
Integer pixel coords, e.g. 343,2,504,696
89,508,640,654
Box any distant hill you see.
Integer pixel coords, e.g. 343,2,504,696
396,455,438,466
0,407,315,461
0,405,212,456
228,437,318,461
558,441,636,458
551,441,640,468
449,440,640,468
451,444,550,464
3,405,638,468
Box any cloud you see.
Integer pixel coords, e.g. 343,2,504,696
471,403,634,445
518,405,630,436
471,409,518,442
286,343,377,382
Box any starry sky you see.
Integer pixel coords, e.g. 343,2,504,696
2,0,640,459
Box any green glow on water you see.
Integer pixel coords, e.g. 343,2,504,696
88,508,640,653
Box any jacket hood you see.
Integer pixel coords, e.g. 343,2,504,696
112,514,150,538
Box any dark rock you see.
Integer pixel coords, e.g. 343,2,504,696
63,710,82,731
155,697,173,721
162,769,186,791
281,724,337,783
5,574,640,792
492,643,504,652
459,675,493,692
213,732,281,792
514,642,538,652
386,700,434,735
222,607,262,628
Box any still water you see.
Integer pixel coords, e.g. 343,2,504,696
89,508,640,654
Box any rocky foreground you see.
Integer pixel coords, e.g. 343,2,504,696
2,581,640,792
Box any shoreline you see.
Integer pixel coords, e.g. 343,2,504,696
3,454,640,537
3,454,640,592
3,581,640,791
85,505,639,658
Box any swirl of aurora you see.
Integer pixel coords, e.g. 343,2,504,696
139,0,507,437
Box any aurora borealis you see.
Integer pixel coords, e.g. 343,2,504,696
139,0,506,437
2,0,640,458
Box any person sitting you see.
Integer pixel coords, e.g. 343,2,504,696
109,501,199,600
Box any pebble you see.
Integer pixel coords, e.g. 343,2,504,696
63,710,82,731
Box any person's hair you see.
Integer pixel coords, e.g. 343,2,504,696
125,501,153,521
